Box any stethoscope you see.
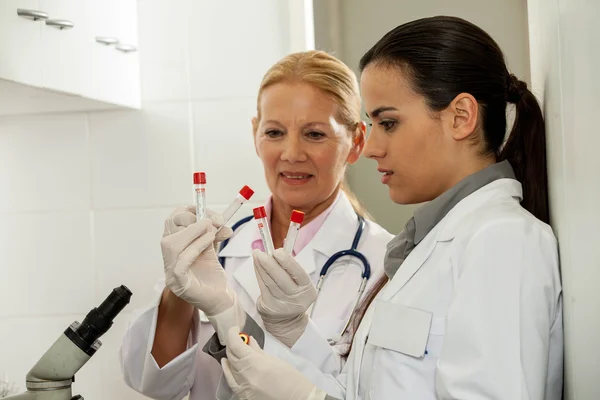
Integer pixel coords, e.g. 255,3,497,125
217,213,371,344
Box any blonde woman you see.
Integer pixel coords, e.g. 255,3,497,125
119,51,393,400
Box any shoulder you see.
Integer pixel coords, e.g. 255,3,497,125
451,201,559,285
461,200,556,248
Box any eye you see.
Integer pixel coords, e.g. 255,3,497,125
265,129,283,138
379,120,397,131
306,131,326,140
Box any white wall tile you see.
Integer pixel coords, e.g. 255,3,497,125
187,0,290,99
0,114,90,213
141,63,190,102
138,0,191,103
94,208,171,310
192,100,270,205
138,0,191,65
89,103,192,210
0,212,94,317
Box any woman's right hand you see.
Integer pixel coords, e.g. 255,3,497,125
160,207,234,315
252,248,317,347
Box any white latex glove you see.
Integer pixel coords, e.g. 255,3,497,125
163,206,233,247
253,248,317,347
161,217,233,315
161,207,244,343
221,328,327,400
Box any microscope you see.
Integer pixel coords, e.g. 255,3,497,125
5,285,132,400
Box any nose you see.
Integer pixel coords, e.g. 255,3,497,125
281,134,308,163
363,129,386,159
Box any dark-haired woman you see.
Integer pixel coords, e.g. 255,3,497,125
210,16,563,400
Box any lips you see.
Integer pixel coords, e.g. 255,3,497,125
281,172,312,179
377,168,393,184
279,171,314,185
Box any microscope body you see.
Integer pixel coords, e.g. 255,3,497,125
5,286,132,400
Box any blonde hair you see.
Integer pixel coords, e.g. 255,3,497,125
256,50,373,220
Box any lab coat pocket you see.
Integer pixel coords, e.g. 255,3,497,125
367,301,432,358
366,302,446,399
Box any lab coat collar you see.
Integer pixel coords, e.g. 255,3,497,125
435,178,523,242
310,191,359,259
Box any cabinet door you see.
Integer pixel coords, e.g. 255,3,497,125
0,0,43,87
111,0,140,108
39,0,84,95
82,0,140,108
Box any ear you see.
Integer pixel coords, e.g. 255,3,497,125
444,93,479,141
346,122,366,165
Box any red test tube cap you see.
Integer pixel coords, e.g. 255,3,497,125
193,172,206,184
253,206,267,219
239,185,254,200
290,210,305,224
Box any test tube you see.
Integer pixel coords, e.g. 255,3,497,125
193,172,207,221
283,210,304,254
221,185,255,225
253,206,275,256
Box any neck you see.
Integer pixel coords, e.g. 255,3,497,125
270,187,341,249
444,155,496,193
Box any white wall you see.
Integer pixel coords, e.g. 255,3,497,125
0,0,303,398
314,0,531,233
528,1,600,398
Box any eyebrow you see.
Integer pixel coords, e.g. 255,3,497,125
262,120,330,129
368,106,398,118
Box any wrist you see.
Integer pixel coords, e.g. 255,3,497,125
206,294,246,345
262,313,308,347
161,288,195,318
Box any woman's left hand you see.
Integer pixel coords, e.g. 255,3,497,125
221,328,326,400
252,248,317,347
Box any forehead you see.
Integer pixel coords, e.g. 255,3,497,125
259,82,339,119
360,65,417,110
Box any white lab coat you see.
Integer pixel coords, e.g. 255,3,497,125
119,192,393,400
264,178,563,400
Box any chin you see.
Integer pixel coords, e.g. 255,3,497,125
277,189,314,208
389,187,417,205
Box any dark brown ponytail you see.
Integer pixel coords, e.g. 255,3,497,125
500,74,550,224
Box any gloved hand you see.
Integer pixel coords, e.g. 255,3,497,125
221,328,327,400
253,248,317,347
163,206,233,248
161,216,233,315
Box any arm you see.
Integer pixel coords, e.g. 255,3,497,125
152,288,196,367
436,220,562,399
120,288,200,400
120,206,235,399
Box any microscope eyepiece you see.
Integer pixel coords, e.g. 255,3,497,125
65,285,132,356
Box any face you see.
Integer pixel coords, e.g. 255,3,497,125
361,65,460,205
253,82,363,211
